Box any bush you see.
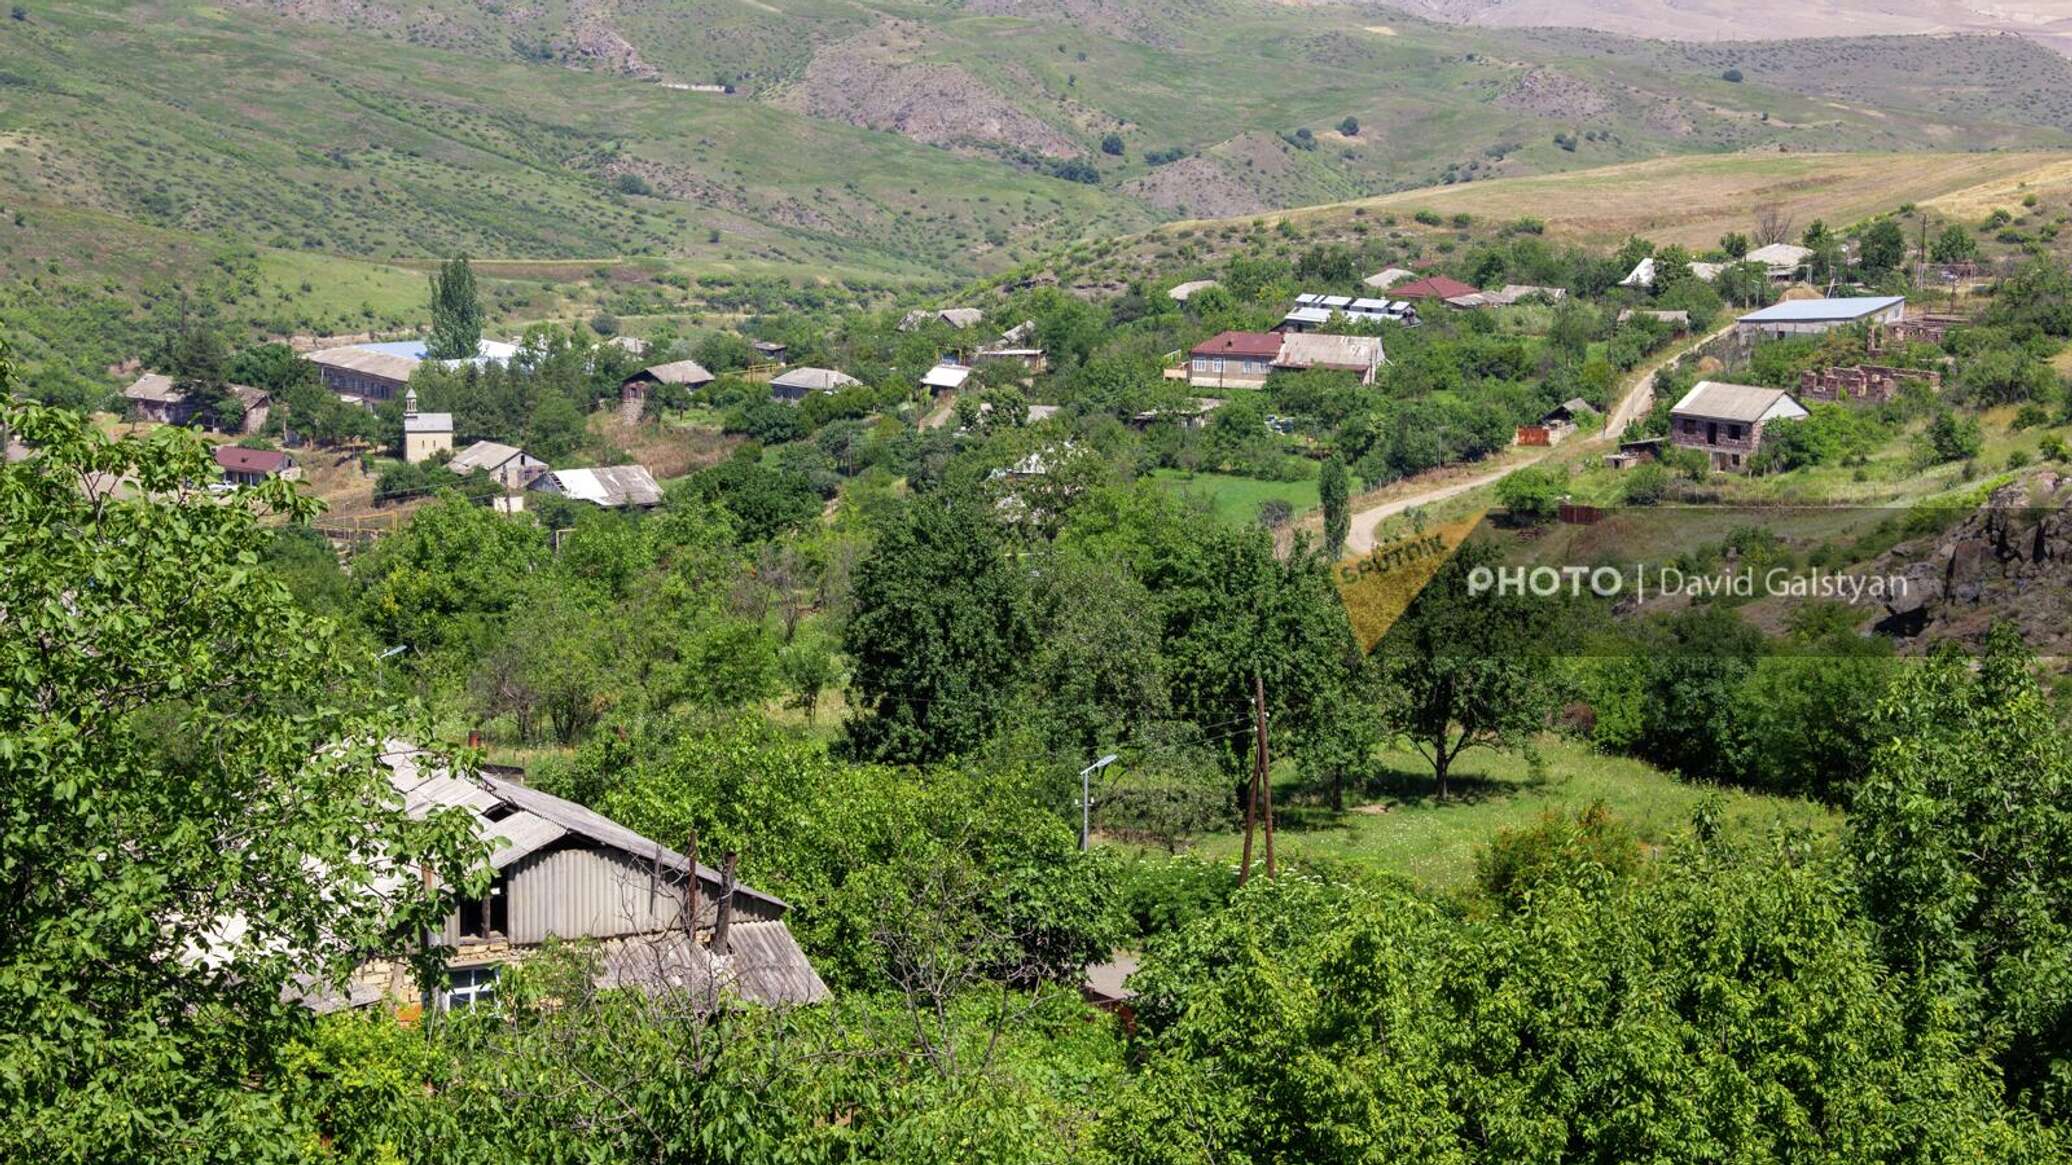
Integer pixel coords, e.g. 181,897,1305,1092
1474,802,1643,913
1495,465,1564,523
612,172,653,196
1414,209,1443,227
1621,461,1669,505
1922,409,1983,464
1721,67,1743,83
1100,133,1124,157
1338,116,1360,136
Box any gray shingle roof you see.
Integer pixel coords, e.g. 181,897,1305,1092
1672,380,1807,423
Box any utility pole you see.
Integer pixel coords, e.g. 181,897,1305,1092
683,830,701,943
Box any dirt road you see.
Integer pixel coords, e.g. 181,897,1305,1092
1337,322,1726,555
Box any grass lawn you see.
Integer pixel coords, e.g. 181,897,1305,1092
1150,468,1321,527
1179,736,1839,891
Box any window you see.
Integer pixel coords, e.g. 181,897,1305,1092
1681,419,1696,435
1212,358,1224,373
1727,424,1743,441
457,873,508,941
447,965,498,1011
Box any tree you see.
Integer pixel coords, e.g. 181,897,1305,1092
1851,627,2072,1123
1319,454,1350,559
1753,203,1794,247
0,391,484,1159
1922,407,1982,463
523,391,586,462
1495,465,1563,523
1338,115,1360,136
426,256,483,361
1373,542,1561,798
840,488,1035,764
1718,231,1750,259
1100,133,1124,157
1859,218,1907,275
1932,222,1980,264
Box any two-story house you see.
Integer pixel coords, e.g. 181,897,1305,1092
1182,331,1284,389
1669,381,1809,472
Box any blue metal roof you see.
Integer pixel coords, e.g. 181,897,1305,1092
1738,296,1905,323
359,340,430,358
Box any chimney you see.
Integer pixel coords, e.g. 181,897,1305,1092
713,851,738,956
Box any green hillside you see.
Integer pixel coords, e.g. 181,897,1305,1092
3,1,2072,291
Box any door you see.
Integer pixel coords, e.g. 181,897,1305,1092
1706,421,1718,445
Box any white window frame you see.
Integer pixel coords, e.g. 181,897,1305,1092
447,965,499,1011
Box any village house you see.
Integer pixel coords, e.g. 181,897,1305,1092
1744,242,1816,280
1445,284,1568,309
974,321,1048,374
212,444,299,486
448,440,547,490
300,744,828,1015
528,465,665,508
401,389,454,465
1277,293,1417,333
1181,331,1283,389
1273,332,1385,384
769,367,862,404
123,373,271,434
921,361,972,393
1618,258,1726,289
309,339,521,404
620,360,715,417
1735,296,1906,341
1798,364,1941,405
1670,380,1809,471
898,308,985,332
750,340,789,366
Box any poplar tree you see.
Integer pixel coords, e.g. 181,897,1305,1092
426,256,483,360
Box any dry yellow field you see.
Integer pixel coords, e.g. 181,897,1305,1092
1170,151,2072,248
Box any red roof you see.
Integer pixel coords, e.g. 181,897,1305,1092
1391,275,1479,300
1190,330,1284,359
212,445,292,475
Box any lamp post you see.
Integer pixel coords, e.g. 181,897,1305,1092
1079,754,1119,852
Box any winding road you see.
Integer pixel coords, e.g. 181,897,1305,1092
1336,321,1731,556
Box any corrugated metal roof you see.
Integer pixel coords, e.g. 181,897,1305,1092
1672,380,1808,423
634,360,714,386
921,363,971,390
589,922,829,1006
1275,332,1383,370
1190,330,1283,359
769,367,860,393
448,440,526,474
530,465,664,507
1738,296,1905,324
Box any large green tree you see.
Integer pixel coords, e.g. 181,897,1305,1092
841,487,1035,764
1374,541,1562,798
1852,626,2072,1123
0,391,485,1160
426,256,484,360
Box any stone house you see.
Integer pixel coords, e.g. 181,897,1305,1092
1798,364,1940,405
1670,381,1809,471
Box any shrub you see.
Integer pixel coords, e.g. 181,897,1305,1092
612,172,653,196
1721,67,1743,83
1100,133,1124,157
1338,116,1360,136
1414,209,1443,227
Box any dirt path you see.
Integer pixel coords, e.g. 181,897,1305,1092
1336,322,1727,555
918,391,958,430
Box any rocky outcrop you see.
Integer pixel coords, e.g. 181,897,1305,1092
778,26,1080,159
1495,68,1613,120
1872,471,2072,655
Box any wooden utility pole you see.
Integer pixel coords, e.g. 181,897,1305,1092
1254,672,1275,879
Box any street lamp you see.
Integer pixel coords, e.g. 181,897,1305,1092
1079,754,1119,852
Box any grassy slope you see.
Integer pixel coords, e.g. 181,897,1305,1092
1149,468,1322,525
1184,737,1838,890
6,0,2072,293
